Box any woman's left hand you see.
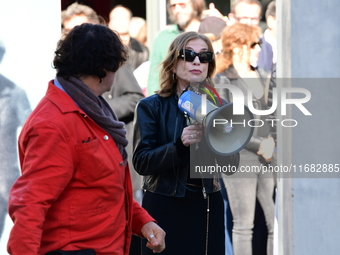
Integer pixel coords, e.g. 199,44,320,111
181,124,203,147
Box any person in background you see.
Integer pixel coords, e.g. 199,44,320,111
264,2,277,184
215,23,275,255
228,3,277,253
206,0,274,72
227,0,274,72
211,2,275,253
226,0,262,26
109,5,149,71
258,0,277,172
146,0,206,96
7,23,165,255
61,2,145,205
198,15,226,54
61,2,99,34
128,16,149,97
257,0,276,72
133,31,239,255
129,16,148,47
0,40,31,242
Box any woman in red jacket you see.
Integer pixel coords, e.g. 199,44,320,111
7,23,165,255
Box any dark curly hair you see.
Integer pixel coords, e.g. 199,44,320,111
53,23,127,79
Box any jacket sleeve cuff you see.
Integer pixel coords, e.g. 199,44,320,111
131,200,156,237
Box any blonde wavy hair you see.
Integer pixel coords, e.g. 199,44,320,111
215,23,260,74
158,31,216,97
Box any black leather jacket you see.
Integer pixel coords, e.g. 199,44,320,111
133,92,239,197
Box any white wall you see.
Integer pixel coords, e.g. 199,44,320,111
0,1,61,254
0,0,61,109
277,0,340,254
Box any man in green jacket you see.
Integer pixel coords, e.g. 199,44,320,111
147,0,206,96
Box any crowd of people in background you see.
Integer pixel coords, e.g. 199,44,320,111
1,0,277,255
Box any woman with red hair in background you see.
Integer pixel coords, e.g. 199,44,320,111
215,23,275,255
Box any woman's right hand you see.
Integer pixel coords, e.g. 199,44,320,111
181,124,202,147
257,137,275,162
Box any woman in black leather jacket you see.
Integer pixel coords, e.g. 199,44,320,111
133,31,239,255
215,23,275,255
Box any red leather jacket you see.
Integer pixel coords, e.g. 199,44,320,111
7,80,154,255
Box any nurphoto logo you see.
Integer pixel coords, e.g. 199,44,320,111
209,84,312,128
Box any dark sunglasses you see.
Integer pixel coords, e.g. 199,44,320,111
250,40,262,49
178,49,213,63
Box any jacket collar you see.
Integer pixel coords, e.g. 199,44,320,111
46,80,86,115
